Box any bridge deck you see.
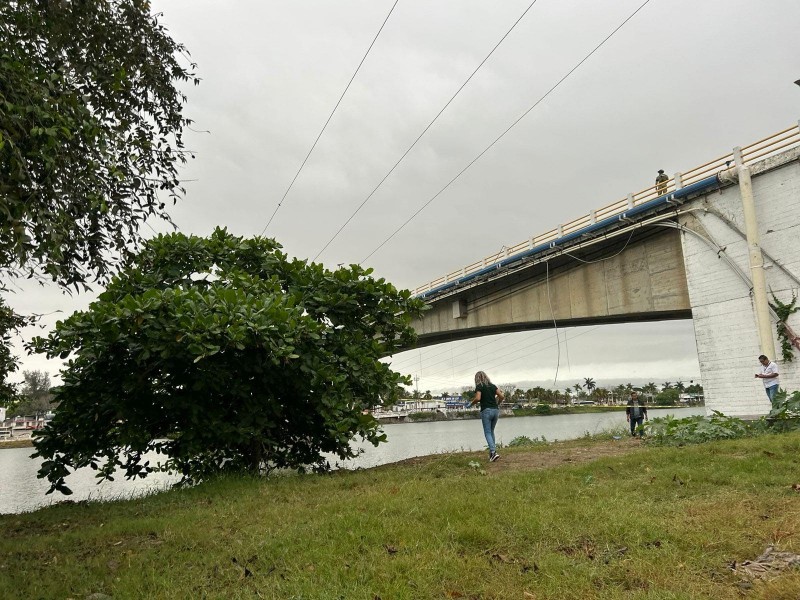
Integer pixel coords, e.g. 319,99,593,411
414,123,800,301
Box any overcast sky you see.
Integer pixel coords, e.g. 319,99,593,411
8,0,800,393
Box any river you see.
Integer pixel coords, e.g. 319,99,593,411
0,407,702,514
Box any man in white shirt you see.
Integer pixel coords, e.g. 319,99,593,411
755,354,780,406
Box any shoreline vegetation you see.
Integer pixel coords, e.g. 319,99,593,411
3,426,800,598
377,403,701,424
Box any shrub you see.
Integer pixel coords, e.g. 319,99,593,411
507,435,548,447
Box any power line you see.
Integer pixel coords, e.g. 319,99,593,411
313,0,541,261
259,0,401,236
360,0,654,264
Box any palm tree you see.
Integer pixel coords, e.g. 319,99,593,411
661,382,672,391
675,381,686,392
584,378,596,395
642,382,658,401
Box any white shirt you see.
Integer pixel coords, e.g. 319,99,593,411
760,361,780,389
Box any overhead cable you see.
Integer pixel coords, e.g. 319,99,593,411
259,0,401,236
361,0,653,263
313,0,541,261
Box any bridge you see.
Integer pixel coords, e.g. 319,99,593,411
410,122,800,417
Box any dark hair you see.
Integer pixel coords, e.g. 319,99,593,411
758,354,768,361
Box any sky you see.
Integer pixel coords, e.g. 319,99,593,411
7,0,800,393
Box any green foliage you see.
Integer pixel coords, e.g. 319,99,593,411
646,411,756,445
647,391,800,446
765,388,800,432
407,411,435,421
0,297,29,405
654,388,680,406
507,435,548,447
7,369,53,417
0,0,198,287
31,229,425,494
770,292,800,362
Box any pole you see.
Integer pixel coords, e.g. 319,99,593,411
733,146,775,358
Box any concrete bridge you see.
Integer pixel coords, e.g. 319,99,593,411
410,122,800,417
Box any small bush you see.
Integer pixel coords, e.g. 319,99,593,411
407,412,434,421
646,411,754,446
766,389,800,432
507,435,548,447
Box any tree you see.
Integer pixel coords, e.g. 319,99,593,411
31,229,425,494
0,297,28,406
584,378,596,394
1,1,197,412
686,382,704,396
661,382,673,391
9,369,53,416
1,0,198,287
675,381,686,393
498,384,516,402
655,388,680,406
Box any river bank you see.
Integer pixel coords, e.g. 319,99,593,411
1,432,798,599
377,403,701,424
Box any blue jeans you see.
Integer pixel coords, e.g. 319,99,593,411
630,416,644,436
481,408,500,454
765,384,779,406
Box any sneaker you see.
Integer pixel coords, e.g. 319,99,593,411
490,452,500,462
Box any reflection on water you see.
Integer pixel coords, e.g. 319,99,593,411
0,407,702,514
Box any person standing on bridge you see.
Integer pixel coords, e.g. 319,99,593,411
471,371,505,462
655,169,669,196
755,354,780,407
626,391,648,437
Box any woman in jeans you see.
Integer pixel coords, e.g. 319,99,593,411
471,371,505,462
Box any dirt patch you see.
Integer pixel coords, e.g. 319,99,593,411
489,438,646,473
382,437,647,473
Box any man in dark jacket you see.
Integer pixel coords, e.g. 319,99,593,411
626,391,648,437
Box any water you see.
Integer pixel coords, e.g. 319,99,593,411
0,407,702,514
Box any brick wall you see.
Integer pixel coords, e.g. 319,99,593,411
679,156,800,416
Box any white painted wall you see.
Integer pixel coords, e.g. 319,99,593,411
679,150,800,416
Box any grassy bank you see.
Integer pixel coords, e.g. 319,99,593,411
2,433,800,599
0,438,33,449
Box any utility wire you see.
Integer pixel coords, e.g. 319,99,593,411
313,0,541,261
361,0,653,264
259,0,401,236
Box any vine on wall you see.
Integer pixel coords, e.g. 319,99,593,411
770,292,800,362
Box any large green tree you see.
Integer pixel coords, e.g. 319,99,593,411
1,0,196,408
1,0,197,286
32,229,425,494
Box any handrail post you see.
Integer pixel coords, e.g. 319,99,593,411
626,193,635,209
673,172,683,190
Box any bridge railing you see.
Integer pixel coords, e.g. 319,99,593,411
413,122,800,298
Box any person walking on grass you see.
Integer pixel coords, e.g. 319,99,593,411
471,371,505,462
626,391,648,437
755,354,780,408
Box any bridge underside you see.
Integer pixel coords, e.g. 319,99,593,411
412,228,691,348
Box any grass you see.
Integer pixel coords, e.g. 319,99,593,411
3,433,800,599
